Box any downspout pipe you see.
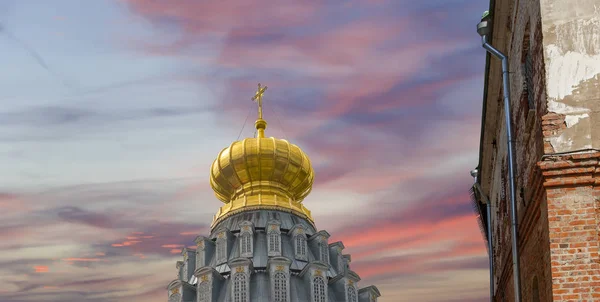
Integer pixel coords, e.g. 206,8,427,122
477,12,522,302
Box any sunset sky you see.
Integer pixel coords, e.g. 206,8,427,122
0,0,490,301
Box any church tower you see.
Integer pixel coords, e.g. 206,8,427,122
167,84,382,302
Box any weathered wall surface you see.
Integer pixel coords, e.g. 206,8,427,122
539,154,600,301
480,0,599,301
484,0,553,300
540,0,600,153
537,2,600,301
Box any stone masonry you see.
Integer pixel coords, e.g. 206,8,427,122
475,0,600,301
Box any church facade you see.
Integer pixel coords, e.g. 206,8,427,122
167,84,381,302
472,0,600,301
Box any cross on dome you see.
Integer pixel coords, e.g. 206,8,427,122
251,83,268,120
250,83,269,138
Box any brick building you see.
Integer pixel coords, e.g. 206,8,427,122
472,0,600,301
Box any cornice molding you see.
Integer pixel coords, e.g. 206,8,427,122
538,151,600,188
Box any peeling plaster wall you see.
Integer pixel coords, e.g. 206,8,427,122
480,1,600,301
540,0,600,153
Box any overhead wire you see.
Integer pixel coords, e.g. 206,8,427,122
269,101,289,141
236,101,254,141
0,22,80,92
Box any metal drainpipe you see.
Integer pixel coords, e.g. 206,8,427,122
477,13,522,302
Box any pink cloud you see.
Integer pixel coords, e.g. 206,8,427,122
123,0,322,56
179,231,200,236
0,192,30,213
112,240,141,247
160,244,183,249
133,253,145,259
62,258,104,262
352,244,486,280
321,190,487,282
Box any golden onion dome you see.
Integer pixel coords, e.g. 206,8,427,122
209,84,315,227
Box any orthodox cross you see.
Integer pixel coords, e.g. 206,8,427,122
251,83,268,119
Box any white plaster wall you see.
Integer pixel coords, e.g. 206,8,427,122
541,0,600,152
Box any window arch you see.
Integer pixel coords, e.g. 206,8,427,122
319,242,328,263
521,22,534,110
240,233,253,257
347,285,357,302
273,272,288,302
198,281,210,302
233,273,248,302
312,276,327,302
216,238,227,264
268,231,281,254
295,236,306,258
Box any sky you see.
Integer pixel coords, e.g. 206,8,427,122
0,0,491,301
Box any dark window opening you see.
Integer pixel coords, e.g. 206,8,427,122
521,21,534,112
532,276,540,302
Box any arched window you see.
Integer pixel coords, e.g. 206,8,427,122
347,285,357,302
269,232,280,253
216,238,227,264
198,281,210,302
233,273,248,302
319,242,328,263
312,276,327,302
240,233,253,257
273,272,288,302
295,236,306,257
521,22,535,112
532,276,540,302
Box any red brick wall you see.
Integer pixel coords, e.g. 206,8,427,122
539,153,600,301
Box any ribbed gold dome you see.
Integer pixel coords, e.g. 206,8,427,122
209,84,315,227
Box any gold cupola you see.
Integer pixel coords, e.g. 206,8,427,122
209,84,315,228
